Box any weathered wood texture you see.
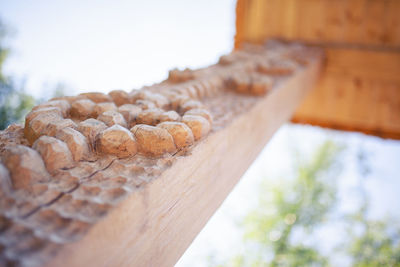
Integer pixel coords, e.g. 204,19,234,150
0,42,323,266
236,0,400,139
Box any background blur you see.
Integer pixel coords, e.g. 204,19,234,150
1,1,400,266
0,0,235,99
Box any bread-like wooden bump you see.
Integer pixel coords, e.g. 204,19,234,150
25,107,62,130
250,74,273,96
226,73,251,94
108,90,130,106
41,119,77,137
25,112,63,145
1,145,50,190
182,115,211,140
180,100,204,114
168,68,195,83
157,122,194,149
184,85,199,99
95,125,138,158
32,100,71,117
56,127,90,161
141,92,169,109
118,104,142,127
70,99,96,119
257,59,297,76
33,136,75,174
78,119,107,147
184,109,213,124
159,111,181,123
169,94,190,111
135,100,157,110
134,108,163,126
130,124,177,157
92,102,117,117
97,110,127,128
79,92,112,103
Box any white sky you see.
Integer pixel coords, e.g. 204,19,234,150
1,0,236,98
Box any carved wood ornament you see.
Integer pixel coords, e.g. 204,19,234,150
0,41,322,267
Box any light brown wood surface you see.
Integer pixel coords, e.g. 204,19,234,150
0,42,322,266
293,48,400,139
236,0,400,139
45,51,323,267
235,0,400,49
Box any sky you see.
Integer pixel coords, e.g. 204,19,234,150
0,0,236,98
177,125,400,267
1,1,400,266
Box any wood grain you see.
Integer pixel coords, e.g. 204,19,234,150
236,0,400,139
46,48,323,267
236,0,400,48
293,48,400,139
0,42,323,266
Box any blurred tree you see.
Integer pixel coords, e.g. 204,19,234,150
226,141,340,267
0,19,9,84
346,209,400,267
213,141,400,267
0,18,35,130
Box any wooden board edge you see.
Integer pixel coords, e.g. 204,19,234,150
291,117,400,140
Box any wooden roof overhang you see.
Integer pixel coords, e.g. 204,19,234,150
236,0,400,139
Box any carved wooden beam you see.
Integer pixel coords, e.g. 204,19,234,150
0,41,323,267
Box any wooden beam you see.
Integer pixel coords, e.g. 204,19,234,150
293,47,400,139
235,0,400,49
0,42,322,267
235,0,400,139
47,50,323,267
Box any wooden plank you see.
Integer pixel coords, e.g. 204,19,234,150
236,0,400,48
292,48,400,139
47,58,322,267
343,0,367,44
325,48,400,82
322,0,347,43
0,42,323,267
386,0,400,46
261,0,282,39
236,0,400,139
281,0,298,40
46,52,322,267
363,0,387,46
234,0,247,48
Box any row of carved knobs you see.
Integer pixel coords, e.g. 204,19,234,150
1,85,215,191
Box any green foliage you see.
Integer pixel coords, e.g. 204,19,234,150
213,141,400,267
344,201,400,267
0,18,35,130
0,82,35,129
349,220,400,267
0,17,68,130
0,19,9,84
233,141,340,267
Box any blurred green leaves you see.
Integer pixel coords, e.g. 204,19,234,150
239,141,340,267
214,141,400,267
0,18,35,130
345,203,400,267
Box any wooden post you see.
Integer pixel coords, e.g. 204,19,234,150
0,41,323,267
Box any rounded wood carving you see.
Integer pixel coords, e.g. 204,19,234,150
0,40,316,266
